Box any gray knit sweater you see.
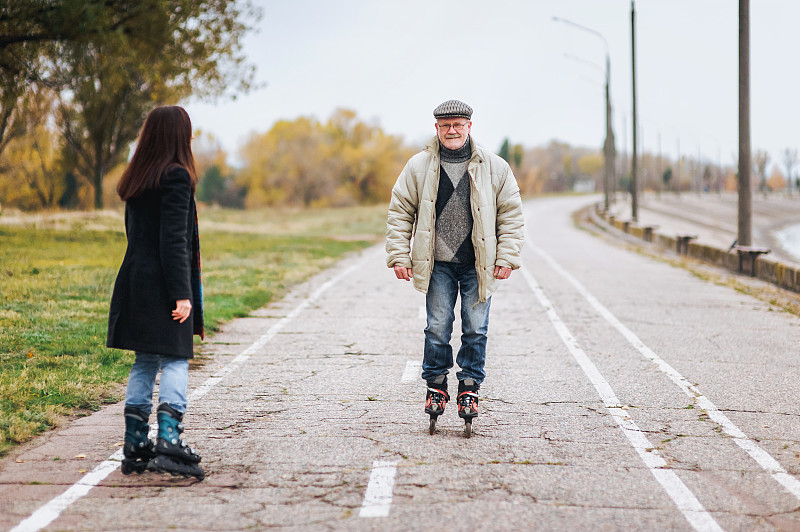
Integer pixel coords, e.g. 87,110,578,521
434,139,474,263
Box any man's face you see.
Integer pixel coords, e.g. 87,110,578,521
436,118,471,150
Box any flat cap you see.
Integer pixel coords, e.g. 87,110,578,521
433,99,473,120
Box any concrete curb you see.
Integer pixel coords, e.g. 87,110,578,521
588,203,800,294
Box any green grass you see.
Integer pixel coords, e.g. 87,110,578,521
0,204,386,456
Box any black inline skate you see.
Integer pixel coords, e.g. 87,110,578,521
121,406,155,475
424,375,449,435
146,403,205,480
457,379,479,438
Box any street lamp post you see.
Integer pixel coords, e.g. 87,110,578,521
738,0,752,246
553,16,615,212
630,0,639,221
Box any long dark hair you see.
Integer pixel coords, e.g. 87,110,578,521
117,106,198,201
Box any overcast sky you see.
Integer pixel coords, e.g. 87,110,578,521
184,0,800,171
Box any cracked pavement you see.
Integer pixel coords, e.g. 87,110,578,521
3,195,800,531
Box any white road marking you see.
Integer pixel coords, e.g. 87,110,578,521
529,240,800,502
11,450,124,532
521,266,722,532
401,360,421,383
359,460,399,518
9,251,375,532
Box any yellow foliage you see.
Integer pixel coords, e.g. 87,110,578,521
767,167,786,191
102,163,127,208
724,169,738,192
238,109,414,207
0,124,64,210
193,130,233,178
577,153,604,175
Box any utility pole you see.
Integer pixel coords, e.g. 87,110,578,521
630,0,639,221
738,0,752,245
553,16,615,212
604,54,616,212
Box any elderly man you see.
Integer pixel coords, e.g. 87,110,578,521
386,99,524,437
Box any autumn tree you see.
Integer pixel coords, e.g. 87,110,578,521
515,140,600,194
193,132,242,207
702,165,713,192
239,117,328,207
238,109,413,208
0,113,65,209
753,150,770,193
0,1,130,49
0,28,47,161
577,153,603,176
783,148,797,195
323,109,411,204
512,144,524,169
51,0,258,209
767,167,785,192
0,0,141,159
0,59,31,160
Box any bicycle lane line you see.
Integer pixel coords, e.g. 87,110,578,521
359,460,399,517
527,240,800,502
9,249,378,532
520,265,723,532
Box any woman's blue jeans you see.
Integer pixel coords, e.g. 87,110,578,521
125,352,188,414
422,261,491,385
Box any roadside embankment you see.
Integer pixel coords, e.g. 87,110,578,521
588,201,800,294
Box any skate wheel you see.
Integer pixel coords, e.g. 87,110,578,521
429,418,436,435
121,459,147,475
464,421,472,438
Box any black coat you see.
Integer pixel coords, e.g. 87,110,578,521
107,167,203,358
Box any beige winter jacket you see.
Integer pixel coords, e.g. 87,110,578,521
385,136,524,302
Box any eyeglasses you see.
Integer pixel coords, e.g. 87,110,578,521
437,122,468,131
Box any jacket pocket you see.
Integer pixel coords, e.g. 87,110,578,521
411,229,430,261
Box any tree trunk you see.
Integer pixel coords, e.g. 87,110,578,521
93,153,104,209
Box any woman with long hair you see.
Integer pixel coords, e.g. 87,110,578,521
107,105,205,480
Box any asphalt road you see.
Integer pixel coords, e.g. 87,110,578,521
3,195,800,531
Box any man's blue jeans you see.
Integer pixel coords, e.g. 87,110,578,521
125,352,188,414
422,261,491,385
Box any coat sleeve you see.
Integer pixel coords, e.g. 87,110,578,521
494,164,525,270
385,158,419,268
159,167,193,302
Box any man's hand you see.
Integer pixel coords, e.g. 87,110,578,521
172,299,192,323
393,265,413,281
494,266,512,280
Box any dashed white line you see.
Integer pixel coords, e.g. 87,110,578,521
359,460,399,518
528,241,800,502
401,360,421,383
9,250,375,532
521,266,723,532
